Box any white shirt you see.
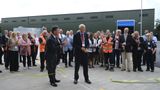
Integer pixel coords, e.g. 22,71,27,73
88,38,97,53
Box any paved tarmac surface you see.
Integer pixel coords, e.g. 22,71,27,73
0,41,160,90
0,62,160,90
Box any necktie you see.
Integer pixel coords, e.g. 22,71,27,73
81,33,84,42
81,33,85,47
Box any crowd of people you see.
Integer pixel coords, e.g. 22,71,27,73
0,24,158,87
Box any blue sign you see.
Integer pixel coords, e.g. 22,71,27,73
117,20,135,27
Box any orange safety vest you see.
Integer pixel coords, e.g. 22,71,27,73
39,35,46,52
102,37,113,53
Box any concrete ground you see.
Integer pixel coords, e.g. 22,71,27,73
0,62,160,90
0,41,160,90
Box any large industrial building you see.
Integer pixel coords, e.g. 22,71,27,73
0,9,155,33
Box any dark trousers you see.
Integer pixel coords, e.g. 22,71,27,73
146,51,154,70
22,55,31,67
57,49,63,65
18,47,22,63
47,63,56,83
133,51,143,70
19,55,22,62
104,53,114,68
142,53,147,65
40,52,45,70
9,51,19,71
4,51,9,68
46,56,57,83
113,49,120,67
74,53,89,81
94,52,100,65
31,46,38,66
31,52,37,66
0,47,3,64
64,49,73,66
57,54,61,65
153,52,156,62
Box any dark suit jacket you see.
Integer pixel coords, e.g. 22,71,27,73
144,40,157,52
73,32,89,58
45,35,61,66
1,35,8,47
132,37,144,53
119,34,134,52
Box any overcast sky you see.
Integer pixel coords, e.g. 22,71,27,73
0,0,159,20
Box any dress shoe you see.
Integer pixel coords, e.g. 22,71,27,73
55,79,60,83
121,69,125,71
146,69,150,71
133,69,136,72
0,63,4,65
33,64,37,67
127,70,131,72
138,70,143,72
40,69,44,72
117,66,121,68
100,65,103,67
85,80,92,84
50,83,57,87
109,68,114,72
151,70,154,72
0,70,2,73
69,65,73,67
74,80,78,84
105,67,109,70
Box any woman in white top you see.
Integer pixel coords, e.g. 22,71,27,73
88,33,97,68
8,32,19,72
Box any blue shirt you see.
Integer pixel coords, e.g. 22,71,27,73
63,36,73,52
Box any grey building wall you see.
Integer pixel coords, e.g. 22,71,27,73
0,9,155,33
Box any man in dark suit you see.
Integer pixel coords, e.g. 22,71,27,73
120,28,134,72
45,26,61,87
73,24,91,84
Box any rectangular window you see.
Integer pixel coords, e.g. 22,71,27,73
52,18,58,21
41,19,47,21
64,17,70,20
30,19,36,22
77,17,84,20
139,13,149,17
143,14,149,17
12,20,17,22
105,15,113,18
4,21,8,23
90,16,98,19
21,20,26,22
